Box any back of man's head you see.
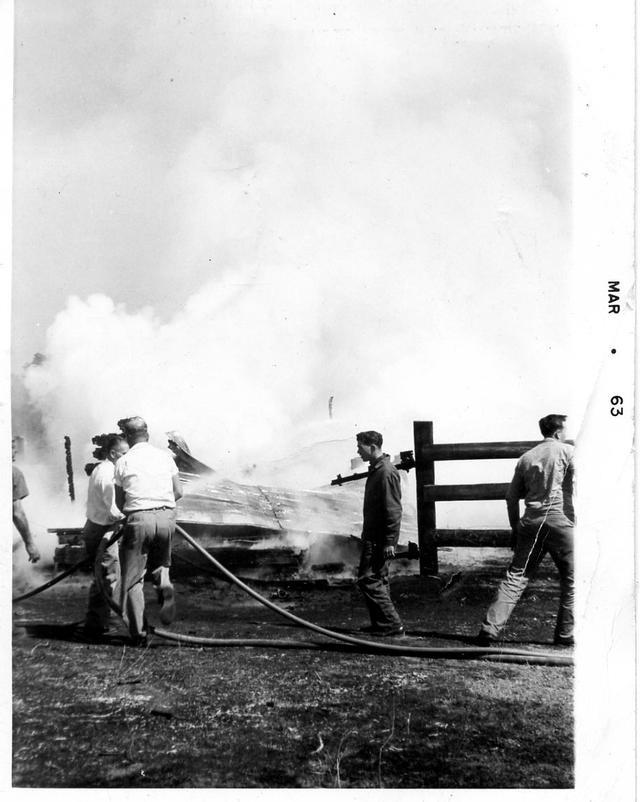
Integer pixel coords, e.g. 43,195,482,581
356,430,383,448
92,432,127,460
118,416,149,444
538,414,567,438
104,432,125,451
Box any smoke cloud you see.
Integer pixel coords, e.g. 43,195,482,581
14,2,575,529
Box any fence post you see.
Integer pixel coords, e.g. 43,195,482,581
64,435,75,502
413,421,438,576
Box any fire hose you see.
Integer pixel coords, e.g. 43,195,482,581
12,557,91,603
161,525,573,666
14,524,573,667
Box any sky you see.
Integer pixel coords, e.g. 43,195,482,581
11,0,576,482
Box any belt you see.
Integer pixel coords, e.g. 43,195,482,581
126,506,174,513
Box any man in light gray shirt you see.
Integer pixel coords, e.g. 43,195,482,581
477,414,575,647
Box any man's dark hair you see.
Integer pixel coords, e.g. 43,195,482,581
106,433,127,452
539,414,567,438
91,432,126,461
356,430,383,448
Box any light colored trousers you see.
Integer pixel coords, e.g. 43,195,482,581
480,520,574,640
119,509,175,640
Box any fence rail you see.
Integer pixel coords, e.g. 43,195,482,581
419,441,540,461
413,422,559,576
436,529,512,547
424,483,511,502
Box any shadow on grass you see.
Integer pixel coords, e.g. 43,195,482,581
16,622,131,647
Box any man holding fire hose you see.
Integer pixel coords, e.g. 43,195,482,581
81,433,129,636
355,430,404,637
114,416,182,647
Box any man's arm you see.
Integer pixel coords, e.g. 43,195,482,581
12,500,40,563
96,471,125,524
172,474,183,503
505,463,525,536
565,453,575,495
115,485,126,514
381,470,402,557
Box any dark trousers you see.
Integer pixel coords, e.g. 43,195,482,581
480,519,574,640
82,520,120,630
357,540,403,630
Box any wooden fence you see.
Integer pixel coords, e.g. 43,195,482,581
414,421,554,576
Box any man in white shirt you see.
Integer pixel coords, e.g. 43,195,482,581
114,416,183,647
82,433,129,636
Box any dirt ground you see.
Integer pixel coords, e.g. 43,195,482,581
13,550,573,789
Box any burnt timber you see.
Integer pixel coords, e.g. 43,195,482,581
52,440,416,579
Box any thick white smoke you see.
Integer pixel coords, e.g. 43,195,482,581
16,2,575,530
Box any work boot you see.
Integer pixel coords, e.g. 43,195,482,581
360,624,405,637
374,626,405,638
153,566,176,626
553,635,574,647
83,614,111,641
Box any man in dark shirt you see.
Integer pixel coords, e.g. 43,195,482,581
355,430,404,636
477,414,575,646
12,440,40,563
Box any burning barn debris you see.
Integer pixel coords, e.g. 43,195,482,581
50,432,419,582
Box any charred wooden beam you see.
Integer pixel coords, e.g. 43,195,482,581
64,436,75,502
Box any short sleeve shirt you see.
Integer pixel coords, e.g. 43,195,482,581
114,442,179,513
86,460,124,526
12,465,28,502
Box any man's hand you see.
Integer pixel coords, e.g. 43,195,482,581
383,545,396,560
26,542,41,563
13,501,40,563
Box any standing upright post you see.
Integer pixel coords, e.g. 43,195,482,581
413,421,438,576
64,435,75,502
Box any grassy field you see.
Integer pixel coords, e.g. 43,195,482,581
13,551,573,788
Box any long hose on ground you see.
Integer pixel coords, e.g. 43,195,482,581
166,525,572,667
13,524,573,667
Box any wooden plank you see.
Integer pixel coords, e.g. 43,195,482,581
424,483,511,502
414,421,438,576
436,528,512,547
420,439,574,462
